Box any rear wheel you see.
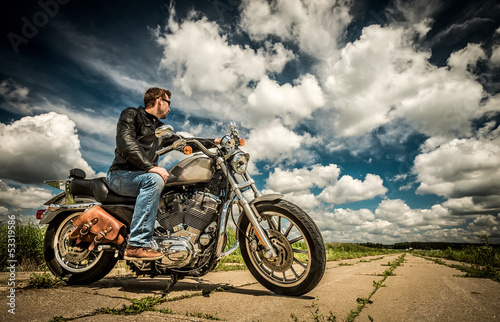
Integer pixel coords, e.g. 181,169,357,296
44,212,119,284
238,199,326,296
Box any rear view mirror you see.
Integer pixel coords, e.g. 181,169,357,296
155,125,175,138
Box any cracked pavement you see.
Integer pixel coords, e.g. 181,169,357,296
1,254,499,321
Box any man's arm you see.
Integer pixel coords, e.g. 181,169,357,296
116,108,155,171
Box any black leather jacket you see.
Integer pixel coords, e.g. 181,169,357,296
109,106,215,173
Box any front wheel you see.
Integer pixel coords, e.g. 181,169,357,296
44,212,119,284
238,199,326,296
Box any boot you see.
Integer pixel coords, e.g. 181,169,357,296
124,244,164,261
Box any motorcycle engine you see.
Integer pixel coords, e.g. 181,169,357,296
154,191,220,268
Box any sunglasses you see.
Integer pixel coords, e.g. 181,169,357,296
159,97,170,104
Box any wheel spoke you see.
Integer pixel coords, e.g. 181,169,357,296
290,265,299,278
292,248,308,254
284,222,294,237
288,236,304,245
293,257,307,268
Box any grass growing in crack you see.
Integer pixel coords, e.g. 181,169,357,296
356,298,373,305
25,272,65,289
372,279,387,289
359,257,385,263
346,254,406,322
95,296,167,315
186,311,225,320
92,284,235,319
310,297,337,322
289,255,406,322
289,298,337,322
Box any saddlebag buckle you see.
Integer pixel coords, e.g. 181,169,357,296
79,218,98,235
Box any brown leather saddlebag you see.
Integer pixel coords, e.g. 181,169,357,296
68,205,126,251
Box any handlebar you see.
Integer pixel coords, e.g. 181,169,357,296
156,138,218,158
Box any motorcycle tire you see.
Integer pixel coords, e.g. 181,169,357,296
44,211,119,285
238,199,326,296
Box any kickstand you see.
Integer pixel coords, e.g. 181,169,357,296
164,273,180,294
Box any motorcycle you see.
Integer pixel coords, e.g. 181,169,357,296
37,122,326,296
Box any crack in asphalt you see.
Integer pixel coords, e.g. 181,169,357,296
50,280,261,321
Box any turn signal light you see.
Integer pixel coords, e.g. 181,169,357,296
36,209,46,220
239,138,245,146
184,146,193,155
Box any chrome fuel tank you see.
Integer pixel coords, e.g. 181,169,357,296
166,154,214,187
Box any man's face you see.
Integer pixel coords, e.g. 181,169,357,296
158,94,170,119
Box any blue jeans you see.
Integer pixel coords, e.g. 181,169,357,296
106,170,165,247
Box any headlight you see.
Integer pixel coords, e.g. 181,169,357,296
232,151,250,174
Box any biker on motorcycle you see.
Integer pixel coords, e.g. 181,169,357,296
106,87,220,260
39,88,326,295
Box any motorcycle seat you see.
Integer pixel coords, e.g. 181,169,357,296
70,177,137,205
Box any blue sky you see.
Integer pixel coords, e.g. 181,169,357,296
1,0,500,243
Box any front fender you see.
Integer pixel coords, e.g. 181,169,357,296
249,194,283,206
235,194,283,240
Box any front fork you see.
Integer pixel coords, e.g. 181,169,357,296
217,158,278,259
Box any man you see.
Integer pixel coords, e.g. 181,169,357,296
107,87,217,260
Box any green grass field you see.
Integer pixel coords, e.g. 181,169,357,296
413,238,500,282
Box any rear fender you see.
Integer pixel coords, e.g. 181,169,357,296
39,203,100,225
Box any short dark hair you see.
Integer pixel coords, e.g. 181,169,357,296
144,87,171,107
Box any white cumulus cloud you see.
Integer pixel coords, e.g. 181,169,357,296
266,164,340,193
319,174,387,204
247,74,324,126
324,24,485,139
414,137,500,200
156,11,294,97
240,0,351,58
0,112,96,184
0,180,53,210
244,118,304,164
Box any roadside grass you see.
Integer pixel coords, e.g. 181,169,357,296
0,219,47,271
215,227,245,272
413,234,499,282
325,243,398,261
416,255,500,282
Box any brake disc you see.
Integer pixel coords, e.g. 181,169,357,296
258,229,294,272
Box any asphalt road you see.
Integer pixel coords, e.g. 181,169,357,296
1,254,499,321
